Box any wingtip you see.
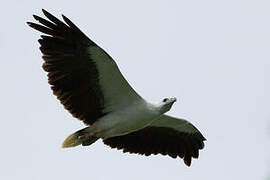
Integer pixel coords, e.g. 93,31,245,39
183,154,192,167
184,159,191,167
61,14,67,21
202,134,207,141
61,14,72,25
42,8,47,14
26,22,33,26
33,14,40,20
42,8,51,17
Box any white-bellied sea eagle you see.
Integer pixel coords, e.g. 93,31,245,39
27,9,206,166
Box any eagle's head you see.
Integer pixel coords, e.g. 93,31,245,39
159,97,177,114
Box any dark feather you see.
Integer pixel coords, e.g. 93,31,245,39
28,9,106,125
103,127,206,167
33,15,57,29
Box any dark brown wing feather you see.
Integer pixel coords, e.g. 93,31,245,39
27,9,106,125
103,127,206,166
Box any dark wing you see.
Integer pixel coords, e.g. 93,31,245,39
27,9,141,125
103,115,206,166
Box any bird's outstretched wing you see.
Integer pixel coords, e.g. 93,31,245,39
103,115,206,166
27,9,141,125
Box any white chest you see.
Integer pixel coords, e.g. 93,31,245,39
92,100,160,138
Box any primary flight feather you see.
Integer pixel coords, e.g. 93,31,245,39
27,9,206,167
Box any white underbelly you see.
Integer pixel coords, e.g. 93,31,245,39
91,101,159,138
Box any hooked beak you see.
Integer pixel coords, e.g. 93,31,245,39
171,97,177,103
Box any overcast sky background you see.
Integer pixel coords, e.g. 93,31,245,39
1,0,270,180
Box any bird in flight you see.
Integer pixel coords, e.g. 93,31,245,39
27,9,206,167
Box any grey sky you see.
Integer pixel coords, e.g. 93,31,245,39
1,0,270,179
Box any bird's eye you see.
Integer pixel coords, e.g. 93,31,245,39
163,98,169,102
